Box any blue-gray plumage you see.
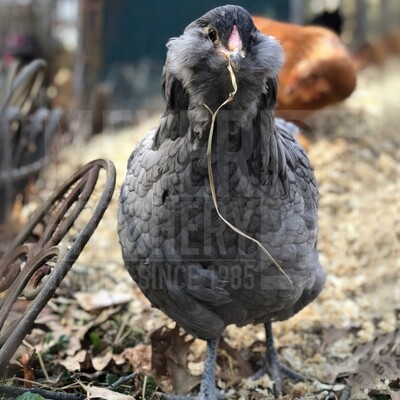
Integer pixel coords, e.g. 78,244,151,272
118,5,325,399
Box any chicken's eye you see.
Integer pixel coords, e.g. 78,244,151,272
207,28,218,42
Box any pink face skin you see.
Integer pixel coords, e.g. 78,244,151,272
217,25,246,66
228,25,243,52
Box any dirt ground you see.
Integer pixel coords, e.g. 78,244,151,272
4,58,400,399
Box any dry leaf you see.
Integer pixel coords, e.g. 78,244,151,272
390,390,400,400
79,382,135,400
123,344,152,374
218,337,253,384
9,343,34,367
75,290,133,311
65,335,83,356
92,351,113,371
343,327,400,390
112,352,126,366
151,325,201,395
58,349,87,372
20,354,34,387
322,326,350,348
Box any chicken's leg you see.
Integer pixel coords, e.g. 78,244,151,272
163,337,221,400
252,322,304,397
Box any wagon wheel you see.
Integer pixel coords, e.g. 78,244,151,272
0,158,116,370
0,59,46,116
0,59,60,228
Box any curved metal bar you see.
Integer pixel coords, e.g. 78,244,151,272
9,160,105,249
0,158,116,371
0,59,47,115
0,245,60,334
0,159,45,183
40,166,100,248
0,59,58,228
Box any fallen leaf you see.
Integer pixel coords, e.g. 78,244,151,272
75,290,133,311
123,344,152,374
112,352,126,366
344,327,400,389
9,344,34,367
390,390,400,400
92,351,113,371
322,326,351,348
150,325,201,396
20,354,34,387
219,337,253,380
58,349,87,372
79,382,134,400
65,335,83,356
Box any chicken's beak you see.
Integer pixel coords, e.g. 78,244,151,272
217,25,245,68
228,25,245,68
229,49,243,66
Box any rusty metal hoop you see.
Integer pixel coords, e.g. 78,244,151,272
0,59,63,228
0,158,116,371
0,59,46,115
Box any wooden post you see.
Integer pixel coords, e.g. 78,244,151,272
289,0,305,24
355,0,367,46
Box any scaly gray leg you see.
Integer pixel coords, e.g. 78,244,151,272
252,322,304,397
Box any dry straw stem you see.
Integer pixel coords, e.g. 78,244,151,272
204,60,293,285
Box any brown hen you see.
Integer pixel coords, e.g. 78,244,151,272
253,16,356,122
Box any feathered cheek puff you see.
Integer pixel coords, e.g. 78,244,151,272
248,32,285,78
166,29,235,78
166,31,213,68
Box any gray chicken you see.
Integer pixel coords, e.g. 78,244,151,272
118,5,325,399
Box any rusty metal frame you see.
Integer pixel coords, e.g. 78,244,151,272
0,59,46,115
0,158,116,371
0,59,62,229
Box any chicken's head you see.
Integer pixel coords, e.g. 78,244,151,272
163,5,284,125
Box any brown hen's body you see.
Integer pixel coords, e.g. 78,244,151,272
253,16,356,121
